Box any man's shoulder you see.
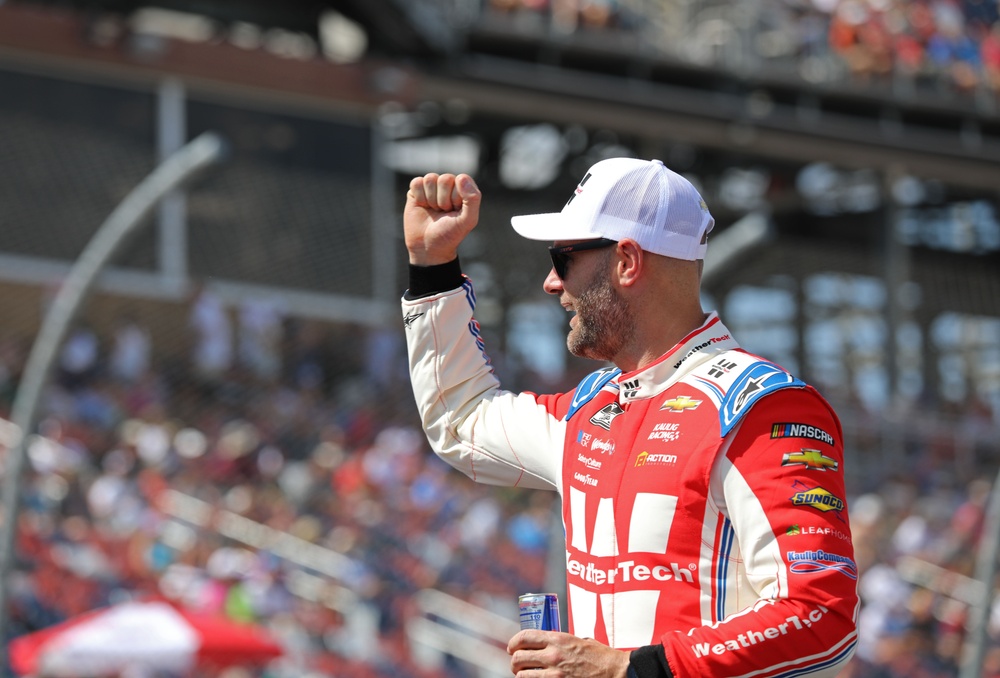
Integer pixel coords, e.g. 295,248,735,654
564,366,622,421
683,350,808,437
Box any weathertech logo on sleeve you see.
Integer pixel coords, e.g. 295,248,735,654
690,605,833,658
771,422,836,446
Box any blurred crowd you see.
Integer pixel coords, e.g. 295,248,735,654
0,286,554,678
1,282,999,678
485,0,1000,98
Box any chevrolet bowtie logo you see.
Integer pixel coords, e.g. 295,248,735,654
660,395,702,412
782,449,839,472
403,311,425,329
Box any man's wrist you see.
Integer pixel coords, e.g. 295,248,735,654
628,645,672,678
405,258,464,299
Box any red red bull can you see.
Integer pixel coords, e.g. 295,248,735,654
519,593,561,632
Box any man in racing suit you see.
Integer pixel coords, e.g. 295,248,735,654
402,157,858,677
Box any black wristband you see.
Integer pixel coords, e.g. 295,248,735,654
404,258,464,300
629,645,672,678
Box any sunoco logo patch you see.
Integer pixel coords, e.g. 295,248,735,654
790,481,844,513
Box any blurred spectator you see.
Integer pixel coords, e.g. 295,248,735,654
237,296,285,383
57,321,100,391
109,312,151,384
188,283,233,384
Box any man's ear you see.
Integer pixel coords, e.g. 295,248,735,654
616,239,642,287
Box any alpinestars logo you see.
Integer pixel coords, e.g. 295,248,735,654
708,359,738,379
402,311,425,329
622,379,640,398
590,402,625,430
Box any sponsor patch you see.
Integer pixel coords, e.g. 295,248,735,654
707,359,738,379
787,549,858,580
647,422,681,442
771,422,836,446
661,395,702,412
568,557,695,586
672,334,732,369
781,449,839,472
591,438,615,454
577,430,592,447
786,524,853,544
635,451,678,467
622,378,640,398
690,605,834,658
790,482,845,514
590,402,625,430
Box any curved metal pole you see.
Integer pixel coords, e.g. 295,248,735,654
960,466,1000,678
0,132,227,662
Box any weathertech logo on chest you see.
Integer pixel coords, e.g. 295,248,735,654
568,558,695,585
771,422,836,446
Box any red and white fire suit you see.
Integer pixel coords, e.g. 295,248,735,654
403,271,859,678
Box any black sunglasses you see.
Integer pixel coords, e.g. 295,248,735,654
548,239,617,279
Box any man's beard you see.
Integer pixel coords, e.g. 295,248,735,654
567,261,634,362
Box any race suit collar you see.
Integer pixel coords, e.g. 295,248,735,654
615,311,741,403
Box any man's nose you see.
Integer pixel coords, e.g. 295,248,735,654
542,267,563,295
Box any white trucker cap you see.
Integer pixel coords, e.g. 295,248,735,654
511,157,715,260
